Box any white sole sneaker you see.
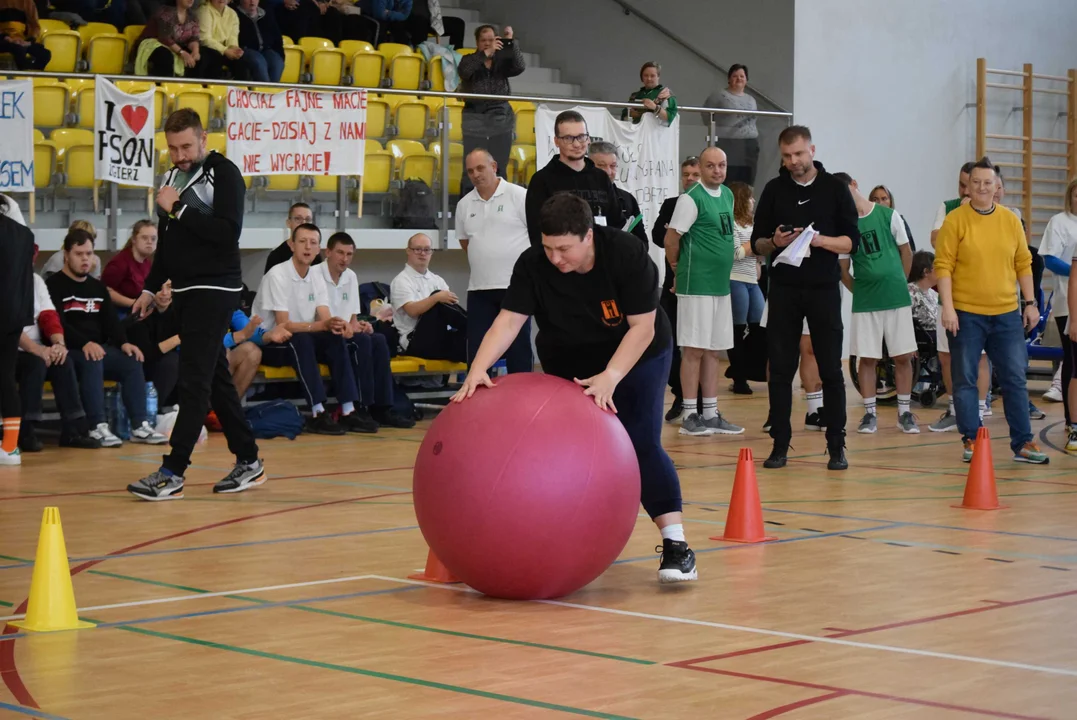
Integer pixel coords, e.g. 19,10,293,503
658,568,699,583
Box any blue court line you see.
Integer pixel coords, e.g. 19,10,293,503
0,701,71,720
0,585,421,642
0,525,419,570
612,523,906,565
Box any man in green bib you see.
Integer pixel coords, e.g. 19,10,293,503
835,174,917,434
663,147,744,436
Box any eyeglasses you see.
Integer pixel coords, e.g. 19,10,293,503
556,134,590,145
409,247,433,255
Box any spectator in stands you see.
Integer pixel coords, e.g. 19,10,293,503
456,148,532,374
253,223,367,435
49,0,124,29
653,157,701,421
318,232,415,429
45,229,167,449
265,203,322,273
0,193,34,467
458,23,524,195
1039,177,1077,444
102,220,156,312
704,64,759,185
391,233,466,361
134,0,208,79
358,0,413,45
272,0,326,47
0,0,50,70
524,111,624,248
935,156,1047,465
198,0,250,80
726,181,764,395
588,141,649,246
622,62,676,125
42,220,102,279
236,0,284,83
868,184,916,251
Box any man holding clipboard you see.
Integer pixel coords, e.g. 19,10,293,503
751,126,860,470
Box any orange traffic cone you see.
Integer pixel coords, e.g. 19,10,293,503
953,427,1007,510
711,448,777,543
408,548,459,583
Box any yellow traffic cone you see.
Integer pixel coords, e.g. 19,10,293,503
9,507,94,632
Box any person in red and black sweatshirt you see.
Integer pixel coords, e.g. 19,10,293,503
127,109,263,502
750,125,860,471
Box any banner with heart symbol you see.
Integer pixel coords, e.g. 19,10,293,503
95,77,156,188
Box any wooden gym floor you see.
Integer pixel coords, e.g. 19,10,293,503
1,383,1076,720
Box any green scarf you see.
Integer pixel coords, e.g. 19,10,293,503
622,84,678,124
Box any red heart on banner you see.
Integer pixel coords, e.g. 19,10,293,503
120,104,149,134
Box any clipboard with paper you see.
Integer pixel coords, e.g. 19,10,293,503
773,224,816,267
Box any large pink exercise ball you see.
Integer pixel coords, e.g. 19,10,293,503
413,373,641,600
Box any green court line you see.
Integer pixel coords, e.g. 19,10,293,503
115,625,640,719
0,600,12,607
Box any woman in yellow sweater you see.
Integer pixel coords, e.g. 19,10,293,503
934,156,1047,465
198,0,253,80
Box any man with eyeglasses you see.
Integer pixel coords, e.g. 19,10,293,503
524,110,624,248
390,234,467,362
264,202,322,274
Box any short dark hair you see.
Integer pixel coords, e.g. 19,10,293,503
640,61,661,80
960,161,976,175
832,172,853,186
554,110,586,136
474,24,496,41
63,228,95,252
164,108,203,135
681,156,700,168
728,63,749,81
288,202,312,218
778,125,812,145
291,222,321,243
970,156,995,174
539,193,593,238
327,232,355,250
909,250,935,283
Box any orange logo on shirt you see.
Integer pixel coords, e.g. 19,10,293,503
600,299,624,327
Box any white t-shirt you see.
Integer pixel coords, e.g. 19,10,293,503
20,274,55,347
669,183,724,234
315,263,361,320
253,259,331,332
1040,212,1077,319
456,178,530,291
390,263,450,349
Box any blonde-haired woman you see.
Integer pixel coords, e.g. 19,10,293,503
1039,177,1077,452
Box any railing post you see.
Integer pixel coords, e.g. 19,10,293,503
108,182,119,251
438,102,450,251
975,58,986,159
1068,68,1077,181
1023,63,1033,228
336,176,347,232
708,113,716,148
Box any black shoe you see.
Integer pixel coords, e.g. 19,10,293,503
763,442,788,468
827,445,848,470
665,398,683,423
18,423,43,453
805,409,826,432
730,380,753,395
657,539,697,583
214,459,267,494
59,432,102,450
372,406,416,429
340,408,379,434
306,413,346,436
762,413,772,432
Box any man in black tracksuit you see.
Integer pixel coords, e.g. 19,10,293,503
750,126,859,470
524,110,623,247
588,141,649,246
127,109,264,501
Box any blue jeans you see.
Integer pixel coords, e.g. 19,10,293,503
242,48,284,83
262,332,359,408
71,345,148,427
948,310,1032,453
346,332,393,407
729,280,764,325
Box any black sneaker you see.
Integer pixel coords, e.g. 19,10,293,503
827,445,849,470
18,423,43,453
730,380,753,395
665,399,683,423
340,409,379,434
657,539,698,583
805,409,826,431
128,470,185,501
306,413,345,436
59,432,102,450
762,413,772,432
763,442,788,469
372,406,416,429
214,460,267,494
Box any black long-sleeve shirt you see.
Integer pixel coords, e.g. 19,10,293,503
615,187,649,247
652,195,678,293
458,39,525,112
524,156,624,247
45,271,128,349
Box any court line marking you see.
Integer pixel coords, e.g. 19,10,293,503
365,575,1077,678
0,701,71,720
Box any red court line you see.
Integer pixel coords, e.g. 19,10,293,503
0,489,411,710
745,691,846,720
668,663,1049,720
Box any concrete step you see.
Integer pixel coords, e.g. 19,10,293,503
438,5,481,23
510,78,581,99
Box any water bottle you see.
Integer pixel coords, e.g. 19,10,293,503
146,382,158,426
106,385,131,440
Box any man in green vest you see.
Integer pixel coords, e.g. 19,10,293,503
834,173,917,434
663,147,744,436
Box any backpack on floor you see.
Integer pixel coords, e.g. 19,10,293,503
393,179,437,229
245,400,304,440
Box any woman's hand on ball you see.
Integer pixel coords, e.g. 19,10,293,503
452,371,495,403
575,371,621,413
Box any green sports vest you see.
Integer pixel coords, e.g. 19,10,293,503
851,204,911,312
675,183,735,296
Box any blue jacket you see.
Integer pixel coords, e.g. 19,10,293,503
358,0,412,22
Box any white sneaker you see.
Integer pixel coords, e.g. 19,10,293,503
0,448,21,466
130,421,168,445
90,422,123,448
1043,386,1064,403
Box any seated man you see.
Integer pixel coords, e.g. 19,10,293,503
251,223,367,435
391,233,467,362
44,229,167,448
16,269,101,451
318,232,415,429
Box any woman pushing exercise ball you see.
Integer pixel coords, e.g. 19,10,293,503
453,192,697,583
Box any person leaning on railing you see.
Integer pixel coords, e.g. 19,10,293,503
703,64,759,186
622,61,676,125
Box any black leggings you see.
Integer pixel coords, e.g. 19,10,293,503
1056,316,1073,424
0,330,20,418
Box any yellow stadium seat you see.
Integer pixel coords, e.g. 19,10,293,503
350,50,383,89
259,365,296,380
205,84,228,118
427,56,446,92
430,141,463,194
281,45,303,84
123,24,144,50
33,81,69,128
522,158,537,185
361,150,393,193
458,48,476,56
376,42,411,64
155,131,170,171
514,108,535,145
310,174,339,192
173,85,213,122
388,139,435,185
281,35,294,46
394,99,429,140
206,132,227,156
365,139,384,152
40,29,80,73
414,358,467,373
447,103,462,142
266,174,301,191
34,142,57,188
508,144,536,185
297,36,332,64
64,144,97,188
389,357,422,374
64,77,94,103
310,47,346,86
85,33,127,74
366,98,389,139
49,128,94,161
33,128,45,142
338,40,373,60
74,84,96,129
77,21,117,45
39,18,72,33
387,52,422,91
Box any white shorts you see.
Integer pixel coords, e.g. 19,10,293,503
936,321,986,356
851,307,918,359
678,295,734,351
760,301,809,335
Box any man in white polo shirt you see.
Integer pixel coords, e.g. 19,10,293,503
253,223,366,435
318,232,415,430
456,148,532,372
390,233,467,361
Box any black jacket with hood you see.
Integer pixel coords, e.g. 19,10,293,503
0,196,34,334
524,155,624,247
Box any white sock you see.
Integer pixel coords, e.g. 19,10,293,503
978,399,987,420
701,397,718,420
341,401,355,416
806,391,823,414
897,394,911,416
863,397,877,416
312,402,325,416
1052,365,1063,390
948,398,955,415
682,398,697,421
660,523,686,542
